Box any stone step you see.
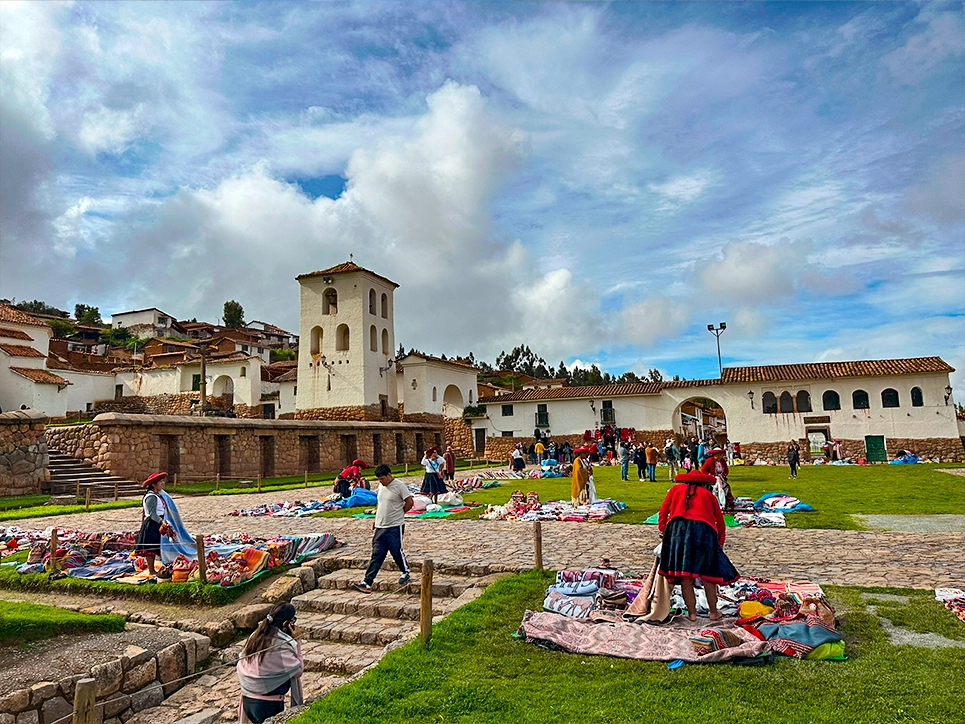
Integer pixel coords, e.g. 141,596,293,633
300,641,384,675
314,567,476,598
295,613,418,645
293,588,445,621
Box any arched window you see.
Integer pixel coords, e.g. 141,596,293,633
310,326,322,355
369,325,378,352
432,387,437,402
323,289,338,315
381,328,389,355
796,390,812,413
336,324,350,351
881,388,899,408
240,367,246,378
368,289,376,315
380,293,388,319
822,390,841,411
779,391,794,413
762,391,777,414
853,390,869,410
911,387,924,407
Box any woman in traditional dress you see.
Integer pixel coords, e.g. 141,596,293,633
510,443,525,472
443,445,456,483
571,447,591,505
700,447,732,510
237,602,303,723
134,472,168,575
333,459,366,498
420,447,447,504
657,471,739,621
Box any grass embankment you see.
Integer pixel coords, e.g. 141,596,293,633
0,500,140,523
0,601,125,646
296,571,965,724
320,463,965,530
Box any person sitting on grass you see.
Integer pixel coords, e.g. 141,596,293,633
134,472,168,576
237,602,303,724
333,459,366,499
657,471,739,622
355,465,414,594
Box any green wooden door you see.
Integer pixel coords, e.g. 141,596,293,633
864,435,887,462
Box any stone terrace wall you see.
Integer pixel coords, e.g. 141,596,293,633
0,409,48,496
94,393,263,419
290,404,401,422
46,413,443,482
737,436,964,464
444,416,474,456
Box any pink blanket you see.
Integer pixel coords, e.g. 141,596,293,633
518,610,770,663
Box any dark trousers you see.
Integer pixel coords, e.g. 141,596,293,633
646,463,657,481
789,462,798,477
363,526,408,585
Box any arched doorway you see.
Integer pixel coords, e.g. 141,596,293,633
672,396,727,445
442,384,464,418
212,375,234,406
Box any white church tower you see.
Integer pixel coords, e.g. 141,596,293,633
294,262,399,419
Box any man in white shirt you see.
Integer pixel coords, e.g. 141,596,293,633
355,464,414,594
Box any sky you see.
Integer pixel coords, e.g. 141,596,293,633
1,1,963,392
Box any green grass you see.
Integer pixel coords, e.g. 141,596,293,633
0,500,140,522
316,463,965,530
295,571,965,724
861,590,965,642
0,494,51,511
0,601,125,646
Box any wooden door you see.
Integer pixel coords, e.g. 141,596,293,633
864,435,886,462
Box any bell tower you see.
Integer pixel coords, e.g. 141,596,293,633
294,262,399,419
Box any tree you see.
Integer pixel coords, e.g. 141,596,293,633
124,335,150,352
646,368,664,383
270,348,296,362
223,300,245,328
15,300,68,317
74,304,103,326
47,319,76,339
99,327,129,347
397,342,406,359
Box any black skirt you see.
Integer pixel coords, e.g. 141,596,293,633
659,517,739,585
135,517,162,556
512,457,525,471
421,472,447,495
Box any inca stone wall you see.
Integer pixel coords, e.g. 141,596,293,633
736,437,964,464
444,416,474,456
45,413,442,482
93,393,264,419
289,404,401,422
0,409,48,496
482,429,678,461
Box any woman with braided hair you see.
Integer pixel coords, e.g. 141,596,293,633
237,602,304,723
657,471,739,621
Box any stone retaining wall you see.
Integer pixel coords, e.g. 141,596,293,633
290,405,401,422
0,410,48,497
94,394,265,419
739,436,964,464
45,413,443,482
443,417,474,456
482,429,677,461
0,630,210,724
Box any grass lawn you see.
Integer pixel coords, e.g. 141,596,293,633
296,571,965,724
312,462,965,530
0,494,51,511
0,601,125,646
0,500,141,523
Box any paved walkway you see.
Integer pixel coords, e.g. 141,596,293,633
7,477,963,589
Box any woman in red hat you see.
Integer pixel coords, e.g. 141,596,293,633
700,447,732,510
333,460,367,498
571,447,591,505
657,471,739,621
134,472,168,575
420,447,447,503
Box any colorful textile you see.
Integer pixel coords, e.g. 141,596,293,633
543,589,595,619
690,628,743,656
733,512,786,528
753,493,813,513
482,497,626,523
745,615,842,658
936,588,965,624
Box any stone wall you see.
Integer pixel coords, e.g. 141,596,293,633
0,630,210,724
290,404,401,422
481,429,679,461
444,416,474,456
45,413,443,482
0,409,48,497
93,393,265,419
740,437,965,464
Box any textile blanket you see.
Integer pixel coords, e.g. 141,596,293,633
645,513,739,527
517,610,769,663
936,588,965,625
753,493,813,513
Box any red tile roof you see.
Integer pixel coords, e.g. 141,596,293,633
0,327,33,341
296,261,399,288
481,382,663,403
721,357,954,384
0,304,50,329
276,368,298,383
9,367,71,385
399,352,480,371
0,343,46,358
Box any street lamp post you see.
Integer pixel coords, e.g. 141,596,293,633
707,322,727,377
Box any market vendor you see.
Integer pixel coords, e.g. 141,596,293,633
134,472,168,575
700,447,733,510
333,459,367,498
571,447,591,505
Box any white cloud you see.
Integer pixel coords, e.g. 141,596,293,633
648,172,715,211
881,4,965,84
621,296,690,347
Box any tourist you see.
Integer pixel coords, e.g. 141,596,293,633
657,471,739,622
700,447,733,510
725,440,735,465
833,439,844,461
547,440,557,461
687,437,699,468
571,447,591,505
645,441,659,482
534,438,546,462
559,441,571,464
697,439,708,466
443,445,456,482
632,443,647,481
787,441,800,479
134,472,168,576
237,602,304,724
618,440,630,481
420,447,447,503
354,465,413,593
664,438,680,480
527,442,538,465
510,443,526,471
333,459,366,499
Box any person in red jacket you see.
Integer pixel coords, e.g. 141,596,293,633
700,447,732,510
333,459,366,498
657,471,739,621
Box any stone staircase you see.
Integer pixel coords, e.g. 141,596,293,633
291,564,491,677
47,449,140,498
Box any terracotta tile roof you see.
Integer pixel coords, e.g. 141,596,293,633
481,382,663,403
399,352,480,371
9,367,71,385
0,327,33,341
296,261,399,288
0,304,50,329
146,338,198,349
0,343,46,358
721,357,954,384
276,368,298,383
45,356,114,375
658,378,722,389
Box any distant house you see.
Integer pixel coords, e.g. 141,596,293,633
142,338,199,364
110,308,186,339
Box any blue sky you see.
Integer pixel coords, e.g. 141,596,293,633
1,1,962,391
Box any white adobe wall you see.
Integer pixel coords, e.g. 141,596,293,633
398,359,477,418
278,380,297,413
177,359,262,407
30,382,68,416
0,366,38,412
115,368,180,397
2,322,51,356
111,310,159,329
60,370,116,412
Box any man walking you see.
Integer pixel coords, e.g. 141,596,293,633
645,441,659,482
618,440,631,481
355,465,413,593
664,438,679,480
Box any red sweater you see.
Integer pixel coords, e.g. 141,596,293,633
658,483,727,545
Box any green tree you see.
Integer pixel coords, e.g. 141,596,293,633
99,328,129,347
270,348,296,362
124,335,150,352
223,300,245,328
74,304,103,326
15,300,68,317
646,368,664,383
47,319,76,339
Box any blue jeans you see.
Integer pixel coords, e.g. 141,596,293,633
363,526,409,585
620,460,629,480
646,463,656,482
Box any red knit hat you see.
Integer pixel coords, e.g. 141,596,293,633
675,471,716,485
142,472,168,488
